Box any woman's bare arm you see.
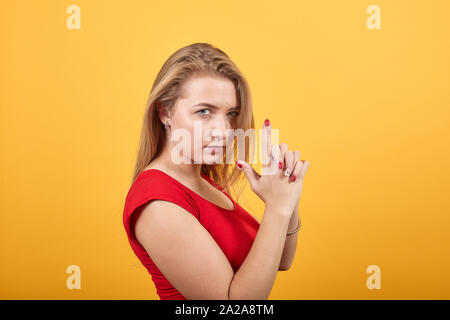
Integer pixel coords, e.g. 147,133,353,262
228,204,291,299
134,200,291,300
278,211,300,270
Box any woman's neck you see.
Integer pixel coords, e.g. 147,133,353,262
149,144,203,183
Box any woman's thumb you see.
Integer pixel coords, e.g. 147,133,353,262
236,160,260,187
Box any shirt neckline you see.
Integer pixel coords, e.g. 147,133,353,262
139,168,237,212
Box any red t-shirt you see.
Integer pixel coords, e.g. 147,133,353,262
122,169,260,300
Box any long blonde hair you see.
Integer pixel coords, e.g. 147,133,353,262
132,43,255,201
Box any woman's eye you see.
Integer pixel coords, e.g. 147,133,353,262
197,109,211,116
228,111,240,117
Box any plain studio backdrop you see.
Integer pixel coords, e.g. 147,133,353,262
1,0,449,299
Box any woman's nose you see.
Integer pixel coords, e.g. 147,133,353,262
210,116,230,139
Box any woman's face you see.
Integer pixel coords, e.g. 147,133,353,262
168,74,240,165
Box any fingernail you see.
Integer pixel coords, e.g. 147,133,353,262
291,175,296,182
278,161,283,169
264,119,270,127
235,160,242,169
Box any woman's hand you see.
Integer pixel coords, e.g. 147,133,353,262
236,119,310,217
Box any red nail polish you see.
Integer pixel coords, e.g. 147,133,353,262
291,175,296,182
264,119,270,127
235,160,242,169
278,162,283,169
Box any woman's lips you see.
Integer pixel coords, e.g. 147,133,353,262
204,146,225,153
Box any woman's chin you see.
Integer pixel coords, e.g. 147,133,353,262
201,152,224,165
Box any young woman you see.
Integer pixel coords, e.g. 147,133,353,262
122,43,310,300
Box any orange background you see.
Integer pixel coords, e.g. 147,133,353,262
1,0,449,299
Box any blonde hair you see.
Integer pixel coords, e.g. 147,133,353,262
132,43,255,201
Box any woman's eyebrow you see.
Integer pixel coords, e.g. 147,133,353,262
193,103,240,110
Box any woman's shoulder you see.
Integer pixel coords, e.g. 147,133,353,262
128,168,191,201
124,167,200,222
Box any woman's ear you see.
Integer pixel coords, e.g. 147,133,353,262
156,101,170,126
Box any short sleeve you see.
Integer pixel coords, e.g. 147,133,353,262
122,171,200,248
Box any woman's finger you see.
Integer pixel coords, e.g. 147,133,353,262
236,160,261,189
283,150,295,177
262,119,271,168
293,150,301,164
290,160,304,182
279,143,288,170
299,160,310,180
